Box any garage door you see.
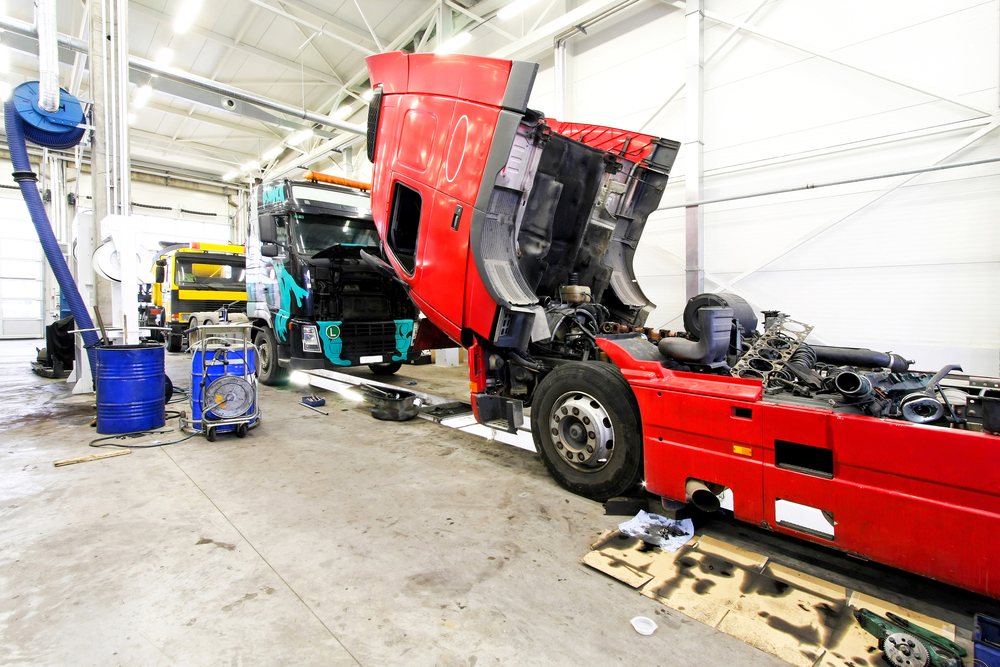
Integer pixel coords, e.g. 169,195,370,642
0,196,44,339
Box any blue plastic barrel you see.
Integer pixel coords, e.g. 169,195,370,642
95,344,166,434
191,347,257,432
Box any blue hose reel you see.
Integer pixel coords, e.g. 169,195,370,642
11,81,86,149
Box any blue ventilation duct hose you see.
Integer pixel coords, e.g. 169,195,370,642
5,82,98,372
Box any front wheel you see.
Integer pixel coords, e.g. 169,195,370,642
530,362,643,501
254,327,288,386
368,361,402,376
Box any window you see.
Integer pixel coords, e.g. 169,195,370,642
175,258,246,289
387,182,422,275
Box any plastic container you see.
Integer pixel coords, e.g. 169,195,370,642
191,347,257,432
95,344,165,434
630,616,658,635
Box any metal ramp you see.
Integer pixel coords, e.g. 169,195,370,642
301,369,536,452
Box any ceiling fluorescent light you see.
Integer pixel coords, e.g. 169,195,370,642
287,129,313,145
361,89,374,102
241,160,260,172
222,171,240,181
332,106,352,121
435,31,471,55
133,85,153,108
155,48,174,67
261,145,283,162
173,0,203,34
498,0,540,21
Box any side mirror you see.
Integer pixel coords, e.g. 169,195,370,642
259,215,277,244
261,243,279,257
154,265,165,283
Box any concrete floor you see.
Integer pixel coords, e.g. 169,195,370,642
1,339,996,666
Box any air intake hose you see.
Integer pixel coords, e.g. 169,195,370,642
6,83,97,372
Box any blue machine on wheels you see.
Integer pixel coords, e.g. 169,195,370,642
180,323,260,441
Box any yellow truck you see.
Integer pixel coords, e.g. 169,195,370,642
144,242,247,351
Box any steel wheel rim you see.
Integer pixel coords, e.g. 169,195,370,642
259,339,273,373
547,390,615,471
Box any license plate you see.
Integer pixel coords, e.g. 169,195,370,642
360,355,383,364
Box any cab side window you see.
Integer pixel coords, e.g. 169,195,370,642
388,182,421,275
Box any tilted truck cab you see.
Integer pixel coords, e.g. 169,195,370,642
246,177,418,384
364,51,1000,599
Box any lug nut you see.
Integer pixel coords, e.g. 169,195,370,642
561,407,568,415
550,428,557,435
577,453,585,461
572,407,579,416
583,416,591,425
586,446,594,453
556,442,563,449
588,431,595,439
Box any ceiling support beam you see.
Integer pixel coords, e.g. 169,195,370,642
445,1,517,41
128,3,344,86
273,0,384,46
244,0,376,56
208,5,260,81
352,0,384,52
639,0,769,131
269,2,440,178
659,0,991,117
491,0,624,60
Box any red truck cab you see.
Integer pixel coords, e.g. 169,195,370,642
364,51,1000,599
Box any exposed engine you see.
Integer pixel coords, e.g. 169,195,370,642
647,292,985,429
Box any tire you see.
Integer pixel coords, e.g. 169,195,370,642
530,362,643,501
164,375,174,403
206,426,217,442
167,333,182,353
254,327,288,386
185,317,198,350
368,361,403,376
236,423,248,438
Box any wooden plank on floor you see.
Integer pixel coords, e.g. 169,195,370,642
54,449,131,467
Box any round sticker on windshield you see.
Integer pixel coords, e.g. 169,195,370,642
325,324,340,339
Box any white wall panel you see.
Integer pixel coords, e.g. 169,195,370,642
544,0,1000,374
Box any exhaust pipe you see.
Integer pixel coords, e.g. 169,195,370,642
686,479,724,513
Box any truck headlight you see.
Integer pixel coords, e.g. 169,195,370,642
302,324,321,353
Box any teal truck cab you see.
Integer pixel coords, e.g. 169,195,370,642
246,176,418,384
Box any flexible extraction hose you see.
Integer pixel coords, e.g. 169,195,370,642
5,96,98,371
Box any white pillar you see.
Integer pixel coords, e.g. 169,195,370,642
684,0,705,298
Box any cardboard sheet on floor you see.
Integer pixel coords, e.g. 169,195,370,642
583,532,958,667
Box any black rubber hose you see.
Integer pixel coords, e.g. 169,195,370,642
811,345,910,372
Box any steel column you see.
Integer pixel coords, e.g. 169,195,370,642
684,0,704,298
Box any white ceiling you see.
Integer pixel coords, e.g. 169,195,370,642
1,0,574,181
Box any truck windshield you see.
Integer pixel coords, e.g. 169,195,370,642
175,258,246,290
291,213,380,256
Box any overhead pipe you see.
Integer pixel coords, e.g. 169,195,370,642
35,0,61,112
0,15,365,135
